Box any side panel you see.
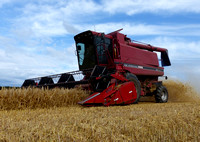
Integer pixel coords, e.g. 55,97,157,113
115,43,164,76
120,43,159,67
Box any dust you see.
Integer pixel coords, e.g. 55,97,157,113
163,80,200,102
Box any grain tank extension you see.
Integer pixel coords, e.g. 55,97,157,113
22,29,171,106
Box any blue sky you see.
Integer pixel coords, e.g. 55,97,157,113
0,0,200,90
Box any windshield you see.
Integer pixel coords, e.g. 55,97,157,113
75,31,113,70
76,42,96,70
94,36,112,65
77,43,85,65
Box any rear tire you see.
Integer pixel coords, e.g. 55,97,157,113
126,73,141,103
155,85,168,103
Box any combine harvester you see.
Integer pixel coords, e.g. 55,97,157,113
22,29,171,106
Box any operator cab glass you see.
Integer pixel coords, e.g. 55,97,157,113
94,36,113,65
74,31,113,70
77,43,85,66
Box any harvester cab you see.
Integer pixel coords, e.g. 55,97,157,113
74,30,114,71
22,29,171,106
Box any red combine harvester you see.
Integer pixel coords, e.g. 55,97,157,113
22,29,171,106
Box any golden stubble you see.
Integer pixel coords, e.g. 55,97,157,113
0,80,200,141
0,103,200,141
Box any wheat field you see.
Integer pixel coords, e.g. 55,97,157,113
0,87,89,110
0,80,200,141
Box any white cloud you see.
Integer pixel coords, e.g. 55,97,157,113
101,0,200,15
3,0,200,16
76,22,200,37
1,0,200,87
63,21,80,35
60,0,100,16
0,47,78,86
0,0,11,8
143,37,200,60
10,0,200,38
12,0,100,37
0,33,78,86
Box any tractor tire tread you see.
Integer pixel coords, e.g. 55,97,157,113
126,73,141,104
155,85,168,103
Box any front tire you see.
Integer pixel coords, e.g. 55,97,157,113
155,85,168,103
126,73,141,103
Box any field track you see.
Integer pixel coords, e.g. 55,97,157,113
0,80,200,141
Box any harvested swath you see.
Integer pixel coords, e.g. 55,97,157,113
163,80,200,102
0,87,89,110
0,103,200,141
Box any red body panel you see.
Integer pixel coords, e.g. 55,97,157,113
109,32,164,76
120,43,159,67
78,81,137,106
104,82,137,106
